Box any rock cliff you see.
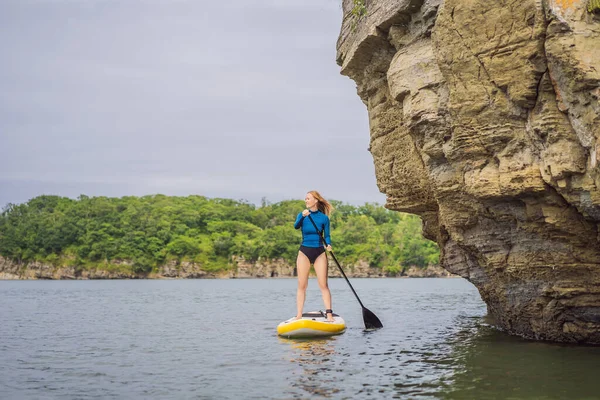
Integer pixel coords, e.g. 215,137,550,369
0,255,452,280
337,0,600,343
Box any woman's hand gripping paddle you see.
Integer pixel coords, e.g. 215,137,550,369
307,214,383,330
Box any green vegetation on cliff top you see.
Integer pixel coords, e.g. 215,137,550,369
0,195,439,275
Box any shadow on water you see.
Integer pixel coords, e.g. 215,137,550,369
278,337,342,398
433,318,600,400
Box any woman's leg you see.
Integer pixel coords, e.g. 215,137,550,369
314,252,333,321
295,251,311,319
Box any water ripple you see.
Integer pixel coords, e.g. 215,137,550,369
2,279,600,399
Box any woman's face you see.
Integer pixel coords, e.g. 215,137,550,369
305,193,317,208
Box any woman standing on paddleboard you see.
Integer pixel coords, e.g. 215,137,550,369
293,191,334,322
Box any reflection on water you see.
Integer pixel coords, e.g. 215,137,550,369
280,337,341,398
438,320,600,400
279,314,600,400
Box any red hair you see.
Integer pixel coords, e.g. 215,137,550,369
308,190,333,216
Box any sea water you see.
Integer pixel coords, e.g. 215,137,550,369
1,278,599,399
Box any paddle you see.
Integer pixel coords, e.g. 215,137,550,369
307,214,383,330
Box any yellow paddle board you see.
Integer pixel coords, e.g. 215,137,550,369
277,311,346,338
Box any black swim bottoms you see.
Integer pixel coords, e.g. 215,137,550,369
299,245,326,264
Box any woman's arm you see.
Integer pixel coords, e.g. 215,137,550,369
324,216,331,246
294,212,304,229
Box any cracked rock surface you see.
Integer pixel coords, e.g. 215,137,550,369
337,0,600,343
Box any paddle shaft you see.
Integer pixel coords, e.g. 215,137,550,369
306,214,366,309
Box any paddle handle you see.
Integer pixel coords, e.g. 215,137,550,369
306,214,367,309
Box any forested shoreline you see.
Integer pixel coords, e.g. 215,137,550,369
0,195,441,278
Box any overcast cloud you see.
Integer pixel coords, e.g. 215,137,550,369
0,0,386,208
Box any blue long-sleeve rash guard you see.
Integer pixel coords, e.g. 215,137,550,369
294,210,331,248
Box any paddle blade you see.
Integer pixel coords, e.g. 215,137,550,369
362,307,383,330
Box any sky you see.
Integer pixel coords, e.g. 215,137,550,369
0,0,386,208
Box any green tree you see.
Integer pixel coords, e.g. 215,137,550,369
0,194,440,275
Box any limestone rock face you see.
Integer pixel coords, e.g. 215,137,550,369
337,0,600,343
0,255,450,279
231,256,296,278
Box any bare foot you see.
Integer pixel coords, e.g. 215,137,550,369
292,314,302,320
326,312,334,322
